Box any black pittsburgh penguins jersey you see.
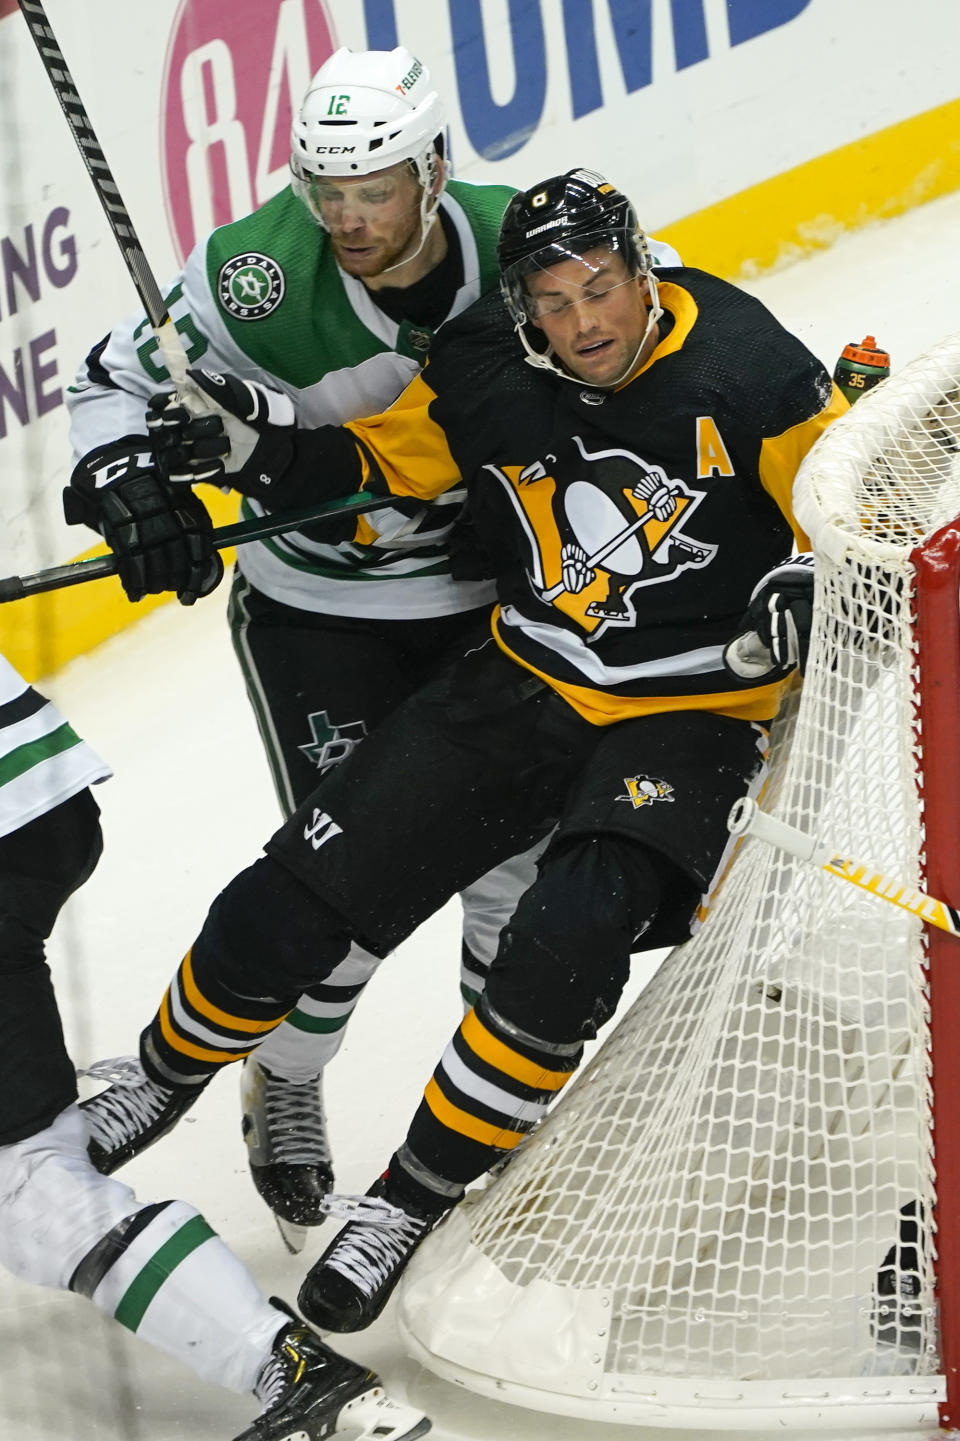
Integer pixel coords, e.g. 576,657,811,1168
337,268,848,725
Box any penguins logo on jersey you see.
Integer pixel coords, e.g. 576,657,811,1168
218,252,286,320
618,775,675,808
491,435,716,639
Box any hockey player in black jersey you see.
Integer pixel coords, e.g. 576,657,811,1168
79,168,847,1334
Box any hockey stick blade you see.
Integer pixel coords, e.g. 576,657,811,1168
0,493,403,603
728,795,960,938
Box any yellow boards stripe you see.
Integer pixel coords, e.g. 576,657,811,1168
0,489,240,682
663,95,960,280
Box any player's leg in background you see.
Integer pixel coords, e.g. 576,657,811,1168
296,710,770,1333
0,795,280,1399
0,788,291,1390
82,643,581,1193
0,789,102,1146
229,579,500,1233
457,842,550,1007
0,788,430,1439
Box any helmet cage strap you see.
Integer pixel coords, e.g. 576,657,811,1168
377,145,447,276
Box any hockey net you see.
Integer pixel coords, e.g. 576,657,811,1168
397,332,960,1431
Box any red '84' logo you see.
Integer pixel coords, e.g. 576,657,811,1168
161,0,336,264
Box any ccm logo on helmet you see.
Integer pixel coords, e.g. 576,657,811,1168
315,146,357,155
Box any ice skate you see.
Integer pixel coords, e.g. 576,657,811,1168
241,1057,334,1250
235,1311,431,1440
298,1177,446,1333
78,1056,205,1175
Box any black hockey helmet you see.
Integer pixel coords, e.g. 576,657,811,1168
497,168,652,327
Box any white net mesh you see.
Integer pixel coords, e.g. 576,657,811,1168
398,334,960,1429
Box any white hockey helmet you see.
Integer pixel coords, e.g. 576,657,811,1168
291,46,447,201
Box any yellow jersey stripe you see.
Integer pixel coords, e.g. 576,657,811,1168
758,382,849,550
346,371,460,503
490,613,788,726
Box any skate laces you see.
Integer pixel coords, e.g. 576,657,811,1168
254,1350,288,1410
82,1067,175,1151
76,1056,146,1086
255,1331,315,1411
321,1199,431,1298
262,1071,331,1168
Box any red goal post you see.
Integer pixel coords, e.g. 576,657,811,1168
397,332,960,1431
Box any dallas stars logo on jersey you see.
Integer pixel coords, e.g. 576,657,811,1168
298,710,367,774
491,435,717,639
218,252,286,320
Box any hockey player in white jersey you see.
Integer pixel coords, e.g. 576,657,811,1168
65,40,685,1244
66,45,520,1244
0,652,428,1441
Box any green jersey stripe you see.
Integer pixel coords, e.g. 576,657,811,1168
258,532,453,580
114,1215,216,1332
0,722,82,788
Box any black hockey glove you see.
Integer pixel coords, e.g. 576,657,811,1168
65,437,223,605
723,553,815,681
147,368,298,505
145,397,231,485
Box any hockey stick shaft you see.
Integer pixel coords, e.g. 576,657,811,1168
728,795,960,937
17,0,187,383
540,487,682,603
540,505,655,603
0,493,401,603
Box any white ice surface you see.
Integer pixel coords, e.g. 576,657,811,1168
5,189,960,1441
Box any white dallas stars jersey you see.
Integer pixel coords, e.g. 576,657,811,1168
0,655,110,837
67,182,511,620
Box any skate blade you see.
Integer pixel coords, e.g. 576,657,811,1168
337,1387,431,1440
275,1216,309,1255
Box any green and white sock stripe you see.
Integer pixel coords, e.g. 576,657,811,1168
71,1195,286,1393
285,993,361,1035
258,944,383,1078
287,941,381,1035
80,1198,213,1331
0,659,110,837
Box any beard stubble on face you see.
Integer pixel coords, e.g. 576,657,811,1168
329,212,424,280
